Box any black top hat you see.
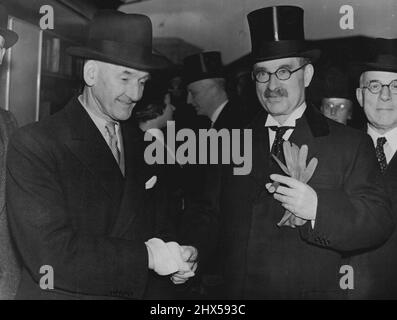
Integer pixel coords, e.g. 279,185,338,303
183,51,224,85
67,10,171,71
353,38,397,74
0,3,18,48
247,6,320,63
323,66,351,99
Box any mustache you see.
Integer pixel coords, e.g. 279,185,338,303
264,88,288,98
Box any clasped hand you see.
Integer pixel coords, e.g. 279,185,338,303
145,238,198,284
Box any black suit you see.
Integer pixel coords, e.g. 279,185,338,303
350,141,397,299
6,97,175,299
212,100,248,130
185,105,393,299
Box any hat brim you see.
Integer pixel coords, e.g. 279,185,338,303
67,46,172,71
351,61,397,76
0,29,18,49
252,48,321,64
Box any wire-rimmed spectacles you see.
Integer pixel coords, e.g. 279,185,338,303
361,80,397,94
252,63,308,83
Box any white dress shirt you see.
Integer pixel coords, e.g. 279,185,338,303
367,125,397,164
210,100,229,127
265,102,307,148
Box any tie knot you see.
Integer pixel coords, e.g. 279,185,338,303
377,136,387,148
105,122,117,137
269,126,294,137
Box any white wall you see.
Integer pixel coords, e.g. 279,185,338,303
121,0,397,64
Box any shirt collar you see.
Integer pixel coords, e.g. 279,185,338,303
210,99,229,124
265,102,307,127
367,124,397,153
78,95,119,134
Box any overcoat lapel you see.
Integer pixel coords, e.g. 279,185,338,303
64,97,124,202
110,123,154,238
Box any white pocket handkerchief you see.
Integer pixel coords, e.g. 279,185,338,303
145,175,157,190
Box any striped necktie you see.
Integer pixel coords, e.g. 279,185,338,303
105,122,125,175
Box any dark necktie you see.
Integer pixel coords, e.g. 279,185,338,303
269,126,294,161
376,137,388,173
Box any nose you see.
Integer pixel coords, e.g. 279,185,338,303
380,85,392,101
126,81,144,102
267,73,279,91
330,106,337,116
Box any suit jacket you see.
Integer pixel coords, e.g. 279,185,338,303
184,104,393,299
350,141,397,299
213,100,248,130
6,97,175,300
0,109,19,300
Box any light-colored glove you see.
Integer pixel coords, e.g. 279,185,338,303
169,245,198,285
267,142,318,228
145,238,179,275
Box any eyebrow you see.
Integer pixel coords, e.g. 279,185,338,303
254,63,295,71
120,70,151,80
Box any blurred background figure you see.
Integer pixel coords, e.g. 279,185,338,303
320,66,353,125
0,2,19,300
183,51,247,130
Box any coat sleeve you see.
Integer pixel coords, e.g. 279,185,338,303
300,134,394,253
6,129,149,299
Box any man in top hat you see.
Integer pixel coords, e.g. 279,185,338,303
186,6,393,299
183,51,247,130
350,37,397,299
0,2,19,300
320,66,353,125
6,10,197,300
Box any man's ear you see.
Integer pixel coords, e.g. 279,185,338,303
0,48,6,65
356,88,364,107
83,60,98,87
303,63,314,88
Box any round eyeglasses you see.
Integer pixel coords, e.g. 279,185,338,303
361,80,397,94
252,63,308,83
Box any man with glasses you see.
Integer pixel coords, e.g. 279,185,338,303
187,6,393,299
351,38,397,299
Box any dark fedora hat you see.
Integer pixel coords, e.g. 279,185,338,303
352,38,397,75
0,3,18,48
183,51,224,85
247,6,320,63
67,10,171,71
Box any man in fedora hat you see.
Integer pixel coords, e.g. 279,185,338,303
183,51,246,130
0,2,19,300
6,10,197,300
350,37,397,299
188,6,393,299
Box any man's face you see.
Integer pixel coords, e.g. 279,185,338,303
253,57,313,122
92,61,150,121
187,79,214,117
321,98,352,125
356,71,397,132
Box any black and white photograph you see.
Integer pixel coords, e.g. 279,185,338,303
0,0,397,309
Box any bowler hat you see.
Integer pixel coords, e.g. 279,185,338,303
353,38,397,74
247,6,320,63
0,3,18,48
183,51,224,85
67,10,171,71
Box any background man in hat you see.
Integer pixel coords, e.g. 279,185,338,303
6,10,197,300
0,2,19,300
320,66,353,125
351,37,397,299
183,51,246,130
187,6,393,299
